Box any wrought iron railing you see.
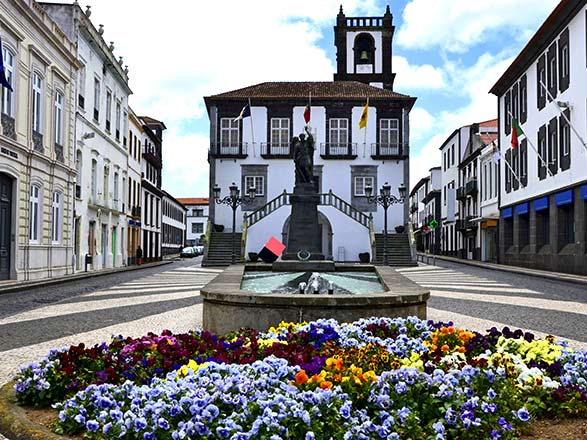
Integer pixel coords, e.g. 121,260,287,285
260,142,292,157
209,142,248,157
371,143,402,157
320,143,357,158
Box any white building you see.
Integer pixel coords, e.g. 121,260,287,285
204,6,415,265
177,198,209,246
0,0,78,281
490,0,587,275
41,2,132,271
410,176,429,252
126,109,143,264
161,191,186,256
439,128,463,257
478,136,500,262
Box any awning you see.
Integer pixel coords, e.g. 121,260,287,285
516,202,529,215
534,196,549,212
501,207,513,219
554,189,573,206
582,185,587,200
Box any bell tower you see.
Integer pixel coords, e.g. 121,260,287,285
333,5,396,90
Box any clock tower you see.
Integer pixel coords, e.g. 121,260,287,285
333,5,396,90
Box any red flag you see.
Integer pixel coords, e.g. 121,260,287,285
303,104,311,124
511,118,524,149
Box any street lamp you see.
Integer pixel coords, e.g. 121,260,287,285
365,182,406,265
213,182,256,264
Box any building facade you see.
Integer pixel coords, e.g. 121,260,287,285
140,117,165,262
1,0,78,281
161,191,186,256
439,128,463,257
177,198,209,246
126,109,143,264
205,7,415,263
490,0,587,275
41,2,132,271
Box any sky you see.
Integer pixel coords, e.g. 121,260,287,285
77,0,560,195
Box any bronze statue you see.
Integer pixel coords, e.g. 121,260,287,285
293,126,315,185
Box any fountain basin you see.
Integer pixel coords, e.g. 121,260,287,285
201,264,429,335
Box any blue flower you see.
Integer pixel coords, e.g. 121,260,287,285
515,407,530,422
85,420,99,432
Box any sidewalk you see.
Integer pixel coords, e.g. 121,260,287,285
416,252,587,287
0,260,173,295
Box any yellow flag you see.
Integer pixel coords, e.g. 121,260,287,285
359,102,369,129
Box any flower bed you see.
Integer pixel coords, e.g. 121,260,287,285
12,317,587,439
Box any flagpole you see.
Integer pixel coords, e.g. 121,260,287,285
539,80,587,153
363,97,369,157
248,98,255,157
507,110,552,177
482,132,522,186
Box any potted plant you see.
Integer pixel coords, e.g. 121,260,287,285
248,252,259,262
358,252,370,263
394,225,405,233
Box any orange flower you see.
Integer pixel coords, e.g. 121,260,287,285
447,326,455,334
333,373,342,382
320,381,333,389
295,370,309,385
441,344,450,353
458,346,466,353
440,327,449,334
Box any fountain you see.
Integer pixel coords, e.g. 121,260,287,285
201,127,429,334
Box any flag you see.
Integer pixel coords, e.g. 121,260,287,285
233,103,251,122
492,142,501,163
511,118,524,149
0,37,13,91
359,101,369,129
303,103,311,124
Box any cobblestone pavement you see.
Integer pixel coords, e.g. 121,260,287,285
1,259,587,440
397,260,587,350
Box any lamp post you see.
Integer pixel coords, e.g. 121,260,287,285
213,182,256,264
365,182,407,265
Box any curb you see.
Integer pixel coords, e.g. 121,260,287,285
416,253,587,287
0,382,68,440
0,261,174,295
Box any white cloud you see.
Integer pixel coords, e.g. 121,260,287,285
393,56,445,90
410,134,444,187
397,0,559,52
409,107,436,142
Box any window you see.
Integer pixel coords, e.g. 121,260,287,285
1,45,14,116
121,176,126,211
113,172,119,209
91,159,97,200
32,72,43,133
536,208,550,248
93,78,100,121
558,203,574,250
54,91,64,146
380,119,399,147
270,118,289,146
29,185,40,243
451,144,455,166
483,163,487,201
518,213,530,249
354,176,374,196
122,109,128,146
244,175,264,196
488,162,493,199
220,118,239,147
78,63,86,108
76,150,82,198
329,118,348,147
103,167,109,204
561,121,570,156
537,55,546,109
561,44,569,82
52,192,61,244
194,208,204,217
115,102,121,141
192,223,204,234
105,91,112,132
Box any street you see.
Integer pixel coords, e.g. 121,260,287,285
1,258,587,388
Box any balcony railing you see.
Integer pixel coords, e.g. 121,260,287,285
320,143,357,159
465,216,478,229
465,179,478,196
93,108,99,122
105,120,111,132
209,142,248,158
131,206,141,217
370,143,402,158
456,219,466,231
456,187,466,201
260,142,292,158
1,113,16,140
55,143,64,163
32,130,43,153
410,202,418,213
78,94,85,109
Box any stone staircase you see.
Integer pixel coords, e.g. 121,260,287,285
202,230,242,267
374,233,416,267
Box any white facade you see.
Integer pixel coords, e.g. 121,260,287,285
178,199,209,246
479,144,500,262
126,109,143,263
0,0,78,281
439,129,463,256
161,192,186,255
42,3,132,272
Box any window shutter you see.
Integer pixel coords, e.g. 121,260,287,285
559,109,571,171
520,74,527,123
504,91,511,135
548,117,558,175
537,55,546,110
558,28,570,92
538,125,546,180
520,139,528,187
512,148,519,191
505,149,512,193
547,43,557,101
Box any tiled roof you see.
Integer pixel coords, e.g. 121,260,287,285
478,119,498,128
177,197,209,205
479,133,498,146
206,82,414,101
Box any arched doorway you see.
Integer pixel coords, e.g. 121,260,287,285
0,173,13,280
282,211,333,259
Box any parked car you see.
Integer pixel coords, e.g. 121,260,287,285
194,245,205,255
180,247,197,258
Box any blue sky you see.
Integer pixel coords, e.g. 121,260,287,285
82,0,559,196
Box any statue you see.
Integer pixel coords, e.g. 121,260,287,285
293,126,315,185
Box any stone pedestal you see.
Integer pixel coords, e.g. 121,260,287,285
283,183,324,260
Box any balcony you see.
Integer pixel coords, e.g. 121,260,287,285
456,219,466,231
131,206,141,218
370,143,403,159
1,113,16,140
143,144,163,166
465,216,478,230
320,143,357,159
456,186,466,201
260,142,292,158
465,179,478,196
209,142,248,158
32,130,43,153
410,202,418,214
